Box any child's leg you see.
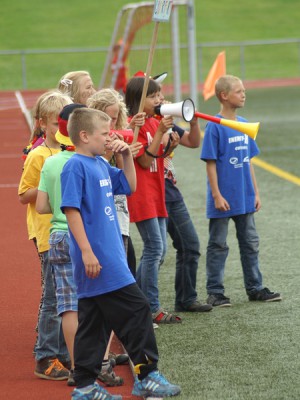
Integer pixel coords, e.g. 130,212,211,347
233,213,263,294
206,217,230,294
61,311,78,369
74,297,107,388
135,218,165,313
97,283,159,378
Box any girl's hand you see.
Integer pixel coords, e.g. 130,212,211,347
159,115,174,134
129,112,146,129
129,141,143,157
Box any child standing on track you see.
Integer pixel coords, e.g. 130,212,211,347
125,76,182,325
18,91,72,380
200,74,281,306
61,107,181,400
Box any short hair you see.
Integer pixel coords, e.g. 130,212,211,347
125,77,160,116
58,70,92,103
39,92,72,122
215,75,242,101
67,108,111,146
87,88,128,129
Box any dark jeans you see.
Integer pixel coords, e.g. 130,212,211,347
74,283,158,388
206,213,263,295
166,199,200,309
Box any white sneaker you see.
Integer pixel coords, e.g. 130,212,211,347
153,322,159,329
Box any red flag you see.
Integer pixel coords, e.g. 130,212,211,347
203,51,226,101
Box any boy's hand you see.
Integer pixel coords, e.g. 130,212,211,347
82,248,102,279
214,194,230,212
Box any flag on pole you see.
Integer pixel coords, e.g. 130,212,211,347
202,51,226,101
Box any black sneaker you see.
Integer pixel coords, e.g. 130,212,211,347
108,351,129,365
175,301,213,312
207,293,232,307
67,369,76,386
248,287,282,302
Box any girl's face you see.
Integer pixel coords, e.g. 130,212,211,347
39,113,59,142
144,90,162,116
105,103,119,129
78,75,96,105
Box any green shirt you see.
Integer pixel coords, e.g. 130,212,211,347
39,150,74,234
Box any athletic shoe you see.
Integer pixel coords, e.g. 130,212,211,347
98,361,124,387
108,351,129,365
71,382,122,399
207,293,232,307
34,357,69,380
68,369,76,386
132,370,181,398
248,287,282,302
175,301,213,312
153,322,159,329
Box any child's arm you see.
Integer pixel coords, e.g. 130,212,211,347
19,187,38,205
206,160,230,212
64,207,102,279
36,190,52,214
137,116,173,169
177,116,201,148
108,139,136,192
250,161,261,211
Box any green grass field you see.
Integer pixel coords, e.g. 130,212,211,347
1,0,300,89
129,86,300,399
1,1,299,399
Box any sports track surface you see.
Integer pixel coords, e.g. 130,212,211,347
1,78,299,399
0,90,140,400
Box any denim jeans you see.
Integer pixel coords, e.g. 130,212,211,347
206,213,263,295
135,217,167,313
166,200,200,309
35,249,69,362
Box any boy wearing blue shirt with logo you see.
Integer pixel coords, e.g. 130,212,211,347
201,75,281,307
61,108,181,400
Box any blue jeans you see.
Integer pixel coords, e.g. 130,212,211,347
206,213,263,295
35,250,69,362
135,217,167,313
166,200,200,309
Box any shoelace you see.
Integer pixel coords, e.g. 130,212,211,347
45,358,66,375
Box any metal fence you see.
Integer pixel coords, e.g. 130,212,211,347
1,38,300,90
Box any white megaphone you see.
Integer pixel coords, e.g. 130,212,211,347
154,98,195,122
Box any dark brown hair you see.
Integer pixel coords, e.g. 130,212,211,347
125,77,160,116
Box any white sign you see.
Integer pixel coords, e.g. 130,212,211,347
152,0,173,22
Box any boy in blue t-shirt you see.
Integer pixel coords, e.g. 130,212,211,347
60,108,181,400
201,74,281,307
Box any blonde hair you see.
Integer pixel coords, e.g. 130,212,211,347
30,89,60,141
39,92,72,123
58,70,92,103
67,108,111,146
215,75,242,101
87,88,128,129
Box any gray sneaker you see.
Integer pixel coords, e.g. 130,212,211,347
98,361,124,387
207,293,232,307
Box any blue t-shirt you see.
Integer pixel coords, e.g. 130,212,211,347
61,154,135,299
200,115,260,219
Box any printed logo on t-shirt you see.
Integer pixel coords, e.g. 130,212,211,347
104,206,115,221
99,178,112,188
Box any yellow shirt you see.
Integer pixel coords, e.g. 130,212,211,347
18,145,60,253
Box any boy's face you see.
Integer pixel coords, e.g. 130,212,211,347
226,80,246,109
40,113,59,141
87,120,110,156
144,90,162,116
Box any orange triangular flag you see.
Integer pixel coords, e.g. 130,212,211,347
203,51,226,101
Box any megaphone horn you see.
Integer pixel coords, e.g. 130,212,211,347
194,111,260,140
154,98,195,122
